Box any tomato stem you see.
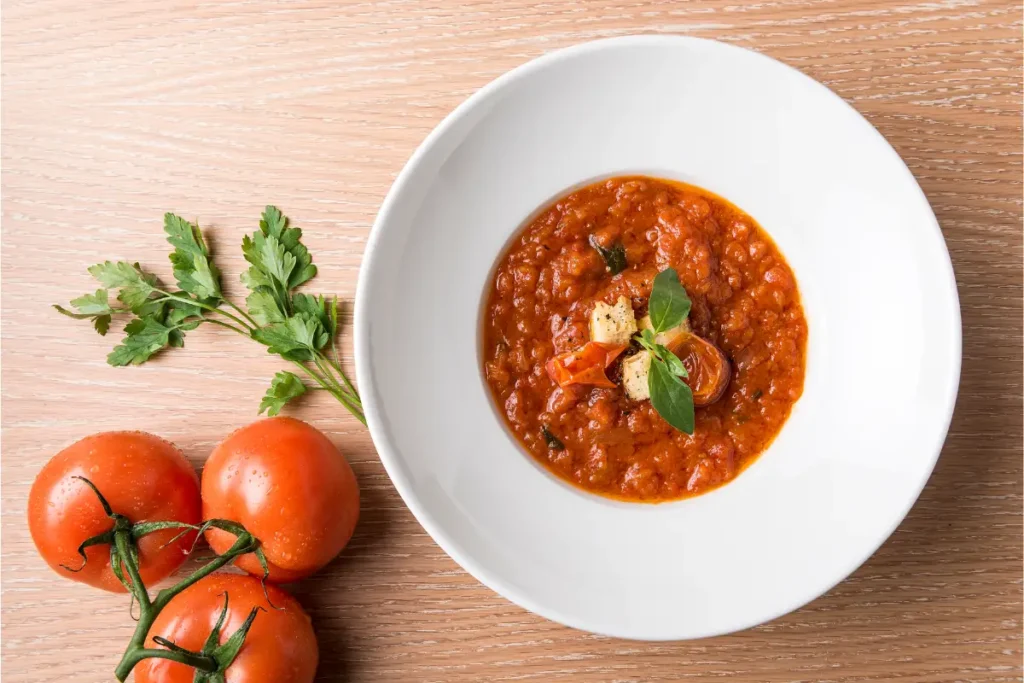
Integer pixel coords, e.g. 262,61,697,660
112,527,261,681
151,530,258,612
66,485,268,683
113,530,151,611
116,646,218,676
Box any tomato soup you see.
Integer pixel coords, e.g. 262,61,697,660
483,176,807,502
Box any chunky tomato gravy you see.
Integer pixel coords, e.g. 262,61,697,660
483,176,807,502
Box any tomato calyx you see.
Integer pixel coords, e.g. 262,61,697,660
60,477,201,592
62,476,274,683
150,592,265,683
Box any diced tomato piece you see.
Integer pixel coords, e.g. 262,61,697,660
545,342,627,389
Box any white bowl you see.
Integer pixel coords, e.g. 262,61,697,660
354,36,961,640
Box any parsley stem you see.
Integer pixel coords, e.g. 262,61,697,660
325,378,365,422
225,299,259,328
337,395,367,425
154,290,253,331
291,361,366,425
203,318,250,336
313,355,361,410
322,352,360,403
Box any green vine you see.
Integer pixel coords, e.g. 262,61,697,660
65,477,269,682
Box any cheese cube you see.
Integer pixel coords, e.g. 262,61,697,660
589,296,637,346
621,350,652,401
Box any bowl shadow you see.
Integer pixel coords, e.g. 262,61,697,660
287,464,395,682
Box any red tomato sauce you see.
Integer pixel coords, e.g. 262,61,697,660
483,176,807,502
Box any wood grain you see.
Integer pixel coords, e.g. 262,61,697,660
2,1,1021,681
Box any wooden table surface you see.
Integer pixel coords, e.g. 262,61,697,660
3,1,1022,681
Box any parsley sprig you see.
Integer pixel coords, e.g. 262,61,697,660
635,268,694,434
55,207,364,424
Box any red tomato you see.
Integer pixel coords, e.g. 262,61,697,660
135,573,318,683
27,431,201,592
202,417,360,582
545,341,627,388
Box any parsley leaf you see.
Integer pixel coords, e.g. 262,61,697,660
259,233,296,289
250,323,309,361
251,315,327,361
106,296,207,365
164,214,222,301
245,289,285,326
107,317,176,366
241,206,317,319
648,268,691,334
93,314,112,336
292,293,331,334
260,206,317,289
241,209,337,367
165,299,205,334
69,289,113,316
87,262,159,311
55,205,365,425
54,289,115,335
648,358,695,434
259,371,308,416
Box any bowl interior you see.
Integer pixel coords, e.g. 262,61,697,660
355,36,960,639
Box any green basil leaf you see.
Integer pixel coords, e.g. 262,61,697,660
589,236,627,275
541,424,565,450
660,348,688,378
648,268,691,334
648,357,695,434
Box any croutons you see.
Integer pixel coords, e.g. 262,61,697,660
637,314,690,349
589,296,637,346
621,351,652,401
